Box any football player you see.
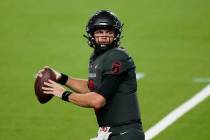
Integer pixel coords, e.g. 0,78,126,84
41,10,145,140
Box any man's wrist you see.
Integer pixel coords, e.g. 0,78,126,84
58,73,69,85
61,91,72,102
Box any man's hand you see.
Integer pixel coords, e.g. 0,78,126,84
42,80,66,98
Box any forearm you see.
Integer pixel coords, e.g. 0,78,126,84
67,92,105,109
42,75,106,108
65,77,90,93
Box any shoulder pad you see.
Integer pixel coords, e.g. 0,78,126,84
102,48,135,74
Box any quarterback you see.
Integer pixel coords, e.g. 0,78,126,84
41,10,145,140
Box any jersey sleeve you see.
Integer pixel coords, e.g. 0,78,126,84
96,74,125,101
102,49,136,75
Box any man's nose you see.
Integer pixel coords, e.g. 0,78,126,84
101,32,107,36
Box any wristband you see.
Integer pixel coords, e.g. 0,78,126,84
62,91,72,102
58,73,68,85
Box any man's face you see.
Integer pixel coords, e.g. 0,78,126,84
93,29,115,45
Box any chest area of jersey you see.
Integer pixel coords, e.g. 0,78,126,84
88,58,103,91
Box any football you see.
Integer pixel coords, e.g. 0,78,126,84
34,68,56,104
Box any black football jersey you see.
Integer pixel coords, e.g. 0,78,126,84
88,47,141,127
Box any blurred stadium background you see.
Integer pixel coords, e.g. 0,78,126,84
0,0,210,139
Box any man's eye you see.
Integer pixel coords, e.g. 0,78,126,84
108,31,114,34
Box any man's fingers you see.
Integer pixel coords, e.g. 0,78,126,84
43,91,53,94
42,86,53,91
43,90,61,98
48,79,57,84
44,80,61,88
44,81,54,87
